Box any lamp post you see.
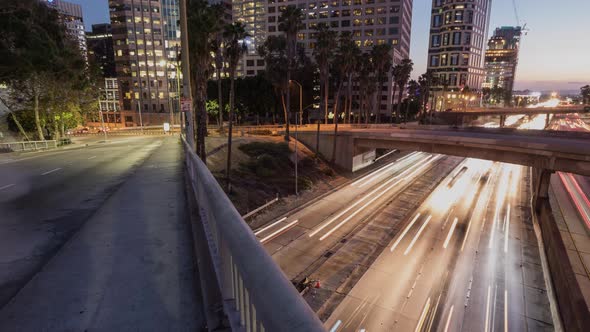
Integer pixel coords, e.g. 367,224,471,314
159,59,175,132
290,79,302,196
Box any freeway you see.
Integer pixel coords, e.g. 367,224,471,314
324,160,554,332
255,151,452,281
0,136,179,308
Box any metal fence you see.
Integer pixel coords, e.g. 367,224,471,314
0,140,58,152
182,136,325,332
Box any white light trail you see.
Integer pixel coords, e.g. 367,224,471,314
329,320,342,332
0,184,15,191
484,285,491,332
260,220,299,244
390,213,421,252
404,215,432,255
41,168,62,175
443,305,455,332
504,204,511,254
443,217,459,249
253,217,287,235
414,297,431,332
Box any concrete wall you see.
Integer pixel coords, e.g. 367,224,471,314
294,130,375,172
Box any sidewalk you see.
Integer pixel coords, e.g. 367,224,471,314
0,137,203,331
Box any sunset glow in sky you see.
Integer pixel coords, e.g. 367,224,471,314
73,0,589,91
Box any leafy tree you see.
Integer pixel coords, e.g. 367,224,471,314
394,59,413,123
278,5,304,140
0,0,87,140
313,24,337,124
370,44,392,123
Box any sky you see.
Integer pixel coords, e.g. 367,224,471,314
74,0,590,91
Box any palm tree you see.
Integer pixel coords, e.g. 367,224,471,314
370,44,392,124
212,30,224,131
223,22,249,191
278,5,304,140
332,32,360,162
356,57,375,124
258,36,289,133
404,79,420,123
394,59,413,123
418,70,436,119
390,64,401,123
313,24,337,125
187,0,224,160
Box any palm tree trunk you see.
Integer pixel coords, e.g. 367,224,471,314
324,76,329,125
390,83,397,124
331,83,343,163
217,69,223,133
396,83,404,122
373,79,381,124
226,75,235,192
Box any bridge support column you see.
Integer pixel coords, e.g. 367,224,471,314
545,113,551,129
531,167,590,332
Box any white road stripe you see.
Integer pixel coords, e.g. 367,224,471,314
254,217,287,235
0,184,15,191
504,289,509,332
444,305,454,332
351,151,419,187
443,217,459,249
404,215,432,255
391,213,421,252
329,320,342,332
41,168,62,175
260,220,298,244
87,156,96,160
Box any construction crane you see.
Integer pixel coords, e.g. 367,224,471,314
512,0,530,35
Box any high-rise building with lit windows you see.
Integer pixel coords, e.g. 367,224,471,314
483,26,522,95
233,0,413,114
44,0,87,61
426,0,492,97
109,0,171,114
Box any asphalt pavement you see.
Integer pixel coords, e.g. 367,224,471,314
0,135,202,331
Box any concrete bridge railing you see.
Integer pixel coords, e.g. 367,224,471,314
182,136,325,332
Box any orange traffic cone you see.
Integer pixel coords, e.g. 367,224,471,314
314,280,321,288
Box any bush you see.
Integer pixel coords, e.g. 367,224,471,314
238,142,291,158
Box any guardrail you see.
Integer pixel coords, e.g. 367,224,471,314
0,140,58,152
182,136,325,332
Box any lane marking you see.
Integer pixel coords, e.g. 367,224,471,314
350,151,419,187
404,215,432,255
41,168,62,175
0,183,15,191
461,172,494,252
310,155,433,238
504,204,511,253
260,220,298,244
484,285,491,332
358,152,420,188
391,213,421,252
443,217,459,249
414,297,431,332
254,217,287,235
329,320,342,332
443,305,454,332
87,156,96,160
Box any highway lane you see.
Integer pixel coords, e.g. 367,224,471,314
255,151,446,280
324,160,554,332
0,136,166,307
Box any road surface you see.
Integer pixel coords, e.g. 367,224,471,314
0,136,202,330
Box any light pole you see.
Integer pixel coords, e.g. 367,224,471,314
99,109,108,142
179,0,194,148
159,59,175,132
290,80,302,196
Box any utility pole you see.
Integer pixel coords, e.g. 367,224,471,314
99,109,108,142
179,0,194,148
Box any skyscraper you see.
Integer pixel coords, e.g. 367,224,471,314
234,0,413,116
483,26,522,101
44,0,87,61
86,24,116,78
109,0,171,116
426,0,492,108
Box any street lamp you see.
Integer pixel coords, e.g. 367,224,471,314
289,79,303,196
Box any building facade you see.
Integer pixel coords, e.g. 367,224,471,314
44,0,87,61
483,26,522,96
99,78,121,112
426,0,492,95
109,0,172,115
233,0,413,115
87,24,116,78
